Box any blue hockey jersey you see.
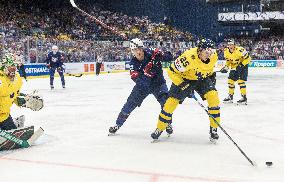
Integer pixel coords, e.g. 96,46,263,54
130,48,172,88
45,52,63,68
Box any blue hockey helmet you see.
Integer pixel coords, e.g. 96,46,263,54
197,38,215,50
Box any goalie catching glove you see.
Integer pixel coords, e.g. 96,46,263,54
17,91,44,111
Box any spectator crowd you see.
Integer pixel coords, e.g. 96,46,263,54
0,0,283,63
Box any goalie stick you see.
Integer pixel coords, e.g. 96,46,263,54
70,0,128,40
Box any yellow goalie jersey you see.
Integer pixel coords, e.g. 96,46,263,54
0,71,23,122
168,47,218,86
224,46,251,69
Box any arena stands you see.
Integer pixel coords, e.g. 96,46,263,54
0,0,283,62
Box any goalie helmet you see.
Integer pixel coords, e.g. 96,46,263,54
0,53,19,72
129,38,144,51
0,53,19,80
0,53,16,70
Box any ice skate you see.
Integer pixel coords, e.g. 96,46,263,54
151,128,163,142
223,94,233,104
108,125,120,136
209,126,219,144
165,124,173,137
237,95,247,105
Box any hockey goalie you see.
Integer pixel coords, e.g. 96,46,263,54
0,53,44,151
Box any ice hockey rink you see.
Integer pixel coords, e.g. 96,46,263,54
1,68,284,182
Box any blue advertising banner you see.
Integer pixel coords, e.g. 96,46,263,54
249,60,277,68
21,64,49,76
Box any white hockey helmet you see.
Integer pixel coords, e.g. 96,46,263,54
129,38,144,51
52,45,58,53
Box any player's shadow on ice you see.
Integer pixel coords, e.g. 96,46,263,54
113,132,212,146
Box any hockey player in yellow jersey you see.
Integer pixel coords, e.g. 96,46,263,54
0,53,43,130
220,39,251,104
151,39,221,142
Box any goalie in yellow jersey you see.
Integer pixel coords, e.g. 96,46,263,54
0,53,43,131
151,39,221,142
220,39,251,105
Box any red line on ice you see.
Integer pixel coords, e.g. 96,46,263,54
0,157,233,182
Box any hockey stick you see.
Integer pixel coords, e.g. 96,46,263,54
67,73,83,77
191,93,255,166
0,127,44,148
70,0,127,40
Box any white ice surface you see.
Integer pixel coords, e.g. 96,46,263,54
1,68,284,182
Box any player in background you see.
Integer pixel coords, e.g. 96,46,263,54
220,39,251,105
14,51,27,81
108,38,173,136
150,39,220,143
96,53,103,76
0,53,43,130
45,45,65,90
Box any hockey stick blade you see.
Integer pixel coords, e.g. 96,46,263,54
27,127,44,146
70,0,78,8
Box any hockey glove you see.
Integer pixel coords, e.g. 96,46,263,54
17,91,44,111
236,63,244,69
178,81,190,91
208,72,216,86
143,62,155,78
236,63,247,73
220,66,229,73
130,70,139,81
57,67,63,72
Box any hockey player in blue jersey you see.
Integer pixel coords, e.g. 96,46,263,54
108,38,173,136
45,45,65,89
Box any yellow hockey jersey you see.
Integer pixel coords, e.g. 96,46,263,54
168,47,218,86
224,46,251,69
0,71,23,122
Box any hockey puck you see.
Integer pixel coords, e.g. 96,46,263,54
265,162,273,167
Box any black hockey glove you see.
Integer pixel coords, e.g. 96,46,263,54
178,81,191,91
208,72,216,86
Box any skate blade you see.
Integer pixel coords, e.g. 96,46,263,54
223,101,233,104
236,102,247,105
151,139,159,143
167,133,171,137
209,137,218,144
108,133,117,136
